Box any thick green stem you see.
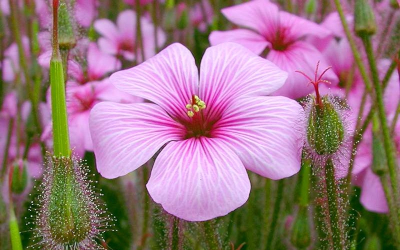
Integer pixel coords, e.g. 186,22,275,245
362,36,399,207
332,0,373,94
380,174,400,247
9,204,23,250
300,158,311,207
171,217,180,250
265,180,284,250
50,0,70,157
325,159,346,249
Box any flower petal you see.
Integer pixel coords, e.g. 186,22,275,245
209,29,269,55
94,18,119,41
360,168,388,213
110,43,198,120
212,96,304,179
199,42,287,120
88,43,121,79
89,102,185,178
147,137,250,221
221,0,279,37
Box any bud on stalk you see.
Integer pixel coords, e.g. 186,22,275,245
354,0,376,36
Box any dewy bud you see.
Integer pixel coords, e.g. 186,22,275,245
307,96,345,155
58,2,76,50
354,0,376,36
290,206,312,248
11,160,28,194
35,156,108,249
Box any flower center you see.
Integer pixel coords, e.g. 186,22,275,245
269,26,293,51
183,95,213,138
119,40,135,53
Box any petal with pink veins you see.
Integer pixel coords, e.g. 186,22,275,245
209,29,270,55
147,137,251,221
212,96,304,179
199,43,287,119
89,102,185,178
111,43,198,120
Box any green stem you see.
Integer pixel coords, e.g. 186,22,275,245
362,36,399,207
0,119,14,181
391,100,400,133
325,159,346,249
265,180,284,250
9,204,23,250
261,178,271,249
203,220,220,250
50,0,70,157
171,217,180,250
300,158,311,207
135,0,145,63
137,166,150,250
380,174,400,247
332,0,373,94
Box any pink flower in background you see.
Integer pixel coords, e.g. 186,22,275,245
42,79,141,157
68,42,121,85
209,0,337,99
90,43,304,221
177,0,213,32
3,37,30,82
75,0,98,28
94,10,166,62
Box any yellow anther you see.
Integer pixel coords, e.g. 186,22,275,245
187,111,194,117
192,105,200,112
186,104,192,109
197,101,206,109
194,95,200,101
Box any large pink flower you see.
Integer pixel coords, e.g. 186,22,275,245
94,10,166,62
209,0,337,99
89,43,304,221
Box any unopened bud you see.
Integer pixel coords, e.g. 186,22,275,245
371,132,387,176
11,160,28,194
290,206,312,248
354,0,376,36
307,96,345,155
58,2,76,50
35,156,108,248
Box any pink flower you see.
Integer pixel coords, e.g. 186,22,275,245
209,0,337,99
2,37,30,83
75,0,98,28
94,10,166,62
177,0,213,32
68,42,121,85
89,43,304,221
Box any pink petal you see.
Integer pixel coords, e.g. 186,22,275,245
279,11,331,40
111,43,198,120
221,0,279,37
97,38,119,55
209,29,269,55
94,19,119,41
147,137,250,221
199,43,287,119
360,168,389,213
88,43,121,79
75,0,97,27
213,96,304,179
117,10,136,39
269,41,338,99
89,102,185,178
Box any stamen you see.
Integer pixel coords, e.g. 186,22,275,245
186,95,206,118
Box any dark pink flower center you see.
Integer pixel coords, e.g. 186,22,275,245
181,95,215,138
118,40,135,53
267,26,294,51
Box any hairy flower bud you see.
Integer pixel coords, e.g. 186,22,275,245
34,155,109,249
307,96,345,155
354,0,376,36
58,2,76,50
11,160,28,194
290,206,312,248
